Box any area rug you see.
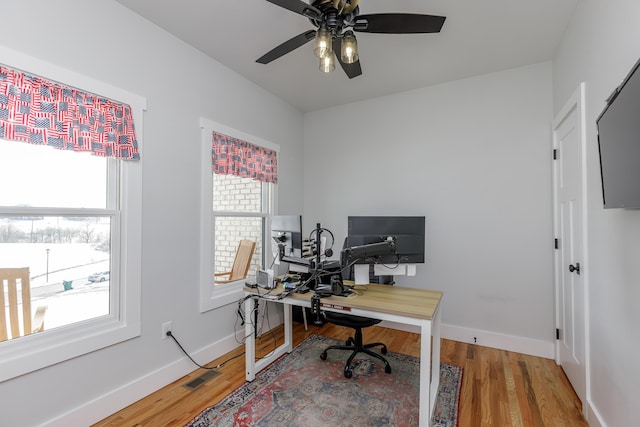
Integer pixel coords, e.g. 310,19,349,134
186,334,462,427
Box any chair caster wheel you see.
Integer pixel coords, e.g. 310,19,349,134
320,352,327,360
344,368,353,379
384,365,392,374
346,337,354,345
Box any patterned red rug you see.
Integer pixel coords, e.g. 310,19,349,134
186,334,462,427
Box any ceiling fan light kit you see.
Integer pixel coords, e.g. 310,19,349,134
340,30,358,64
258,0,446,78
319,51,336,73
314,26,332,58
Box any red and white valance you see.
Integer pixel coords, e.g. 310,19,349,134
211,131,278,184
0,64,139,160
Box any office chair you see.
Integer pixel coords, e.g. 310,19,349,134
320,310,391,378
319,246,393,378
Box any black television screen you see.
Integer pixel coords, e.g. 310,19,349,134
597,57,640,209
345,216,425,264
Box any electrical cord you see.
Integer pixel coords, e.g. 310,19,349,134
167,330,248,370
167,292,283,371
280,268,321,298
234,295,278,356
268,245,280,269
256,299,278,358
166,331,219,370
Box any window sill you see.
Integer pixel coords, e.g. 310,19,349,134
0,315,140,382
200,279,247,312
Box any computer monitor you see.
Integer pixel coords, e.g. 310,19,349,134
342,216,425,284
270,214,303,262
345,216,426,265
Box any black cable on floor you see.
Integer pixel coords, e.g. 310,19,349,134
167,295,280,371
167,331,244,370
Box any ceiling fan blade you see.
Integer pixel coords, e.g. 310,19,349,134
333,38,362,79
256,30,317,64
265,0,322,20
353,13,446,34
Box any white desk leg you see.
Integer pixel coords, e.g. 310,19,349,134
245,298,294,382
245,296,256,381
429,306,442,421
419,318,432,427
283,303,293,350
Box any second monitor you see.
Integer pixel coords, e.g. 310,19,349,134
345,215,425,265
271,214,303,259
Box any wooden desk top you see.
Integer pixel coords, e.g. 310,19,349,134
247,283,442,321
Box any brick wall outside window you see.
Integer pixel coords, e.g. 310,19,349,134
213,174,263,277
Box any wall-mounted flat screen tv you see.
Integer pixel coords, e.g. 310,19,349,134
597,57,640,209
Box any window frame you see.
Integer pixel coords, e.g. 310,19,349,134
0,46,145,381
199,118,278,312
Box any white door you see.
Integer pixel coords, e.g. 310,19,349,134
552,83,587,414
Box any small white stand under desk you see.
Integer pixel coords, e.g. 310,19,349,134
244,283,443,427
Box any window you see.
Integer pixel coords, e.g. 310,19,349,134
213,173,267,284
0,47,145,381
199,119,278,311
0,142,114,336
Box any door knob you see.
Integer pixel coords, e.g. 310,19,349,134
569,263,581,274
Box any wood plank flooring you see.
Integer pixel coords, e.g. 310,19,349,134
93,321,588,426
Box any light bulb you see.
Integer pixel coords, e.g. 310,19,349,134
314,28,331,58
341,31,358,64
319,54,335,73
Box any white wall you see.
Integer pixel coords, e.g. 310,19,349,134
6,1,635,425
303,62,555,354
0,1,303,426
553,0,640,425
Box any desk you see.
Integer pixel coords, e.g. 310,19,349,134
244,283,443,427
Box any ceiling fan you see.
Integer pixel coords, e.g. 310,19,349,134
256,0,446,78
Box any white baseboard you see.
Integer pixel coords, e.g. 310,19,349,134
43,331,243,427
380,321,555,359
442,324,555,359
587,399,606,427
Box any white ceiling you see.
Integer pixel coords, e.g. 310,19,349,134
114,0,578,112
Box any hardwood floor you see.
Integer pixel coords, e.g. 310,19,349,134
93,321,588,426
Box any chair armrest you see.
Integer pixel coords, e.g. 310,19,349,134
32,305,47,333
214,271,232,284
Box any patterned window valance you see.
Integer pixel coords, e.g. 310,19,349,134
0,64,139,160
211,131,278,184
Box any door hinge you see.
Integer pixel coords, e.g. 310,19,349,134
553,149,558,160
554,238,559,249
556,328,560,340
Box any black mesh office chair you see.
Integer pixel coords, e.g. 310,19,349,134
319,251,393,378
320,311,391,378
